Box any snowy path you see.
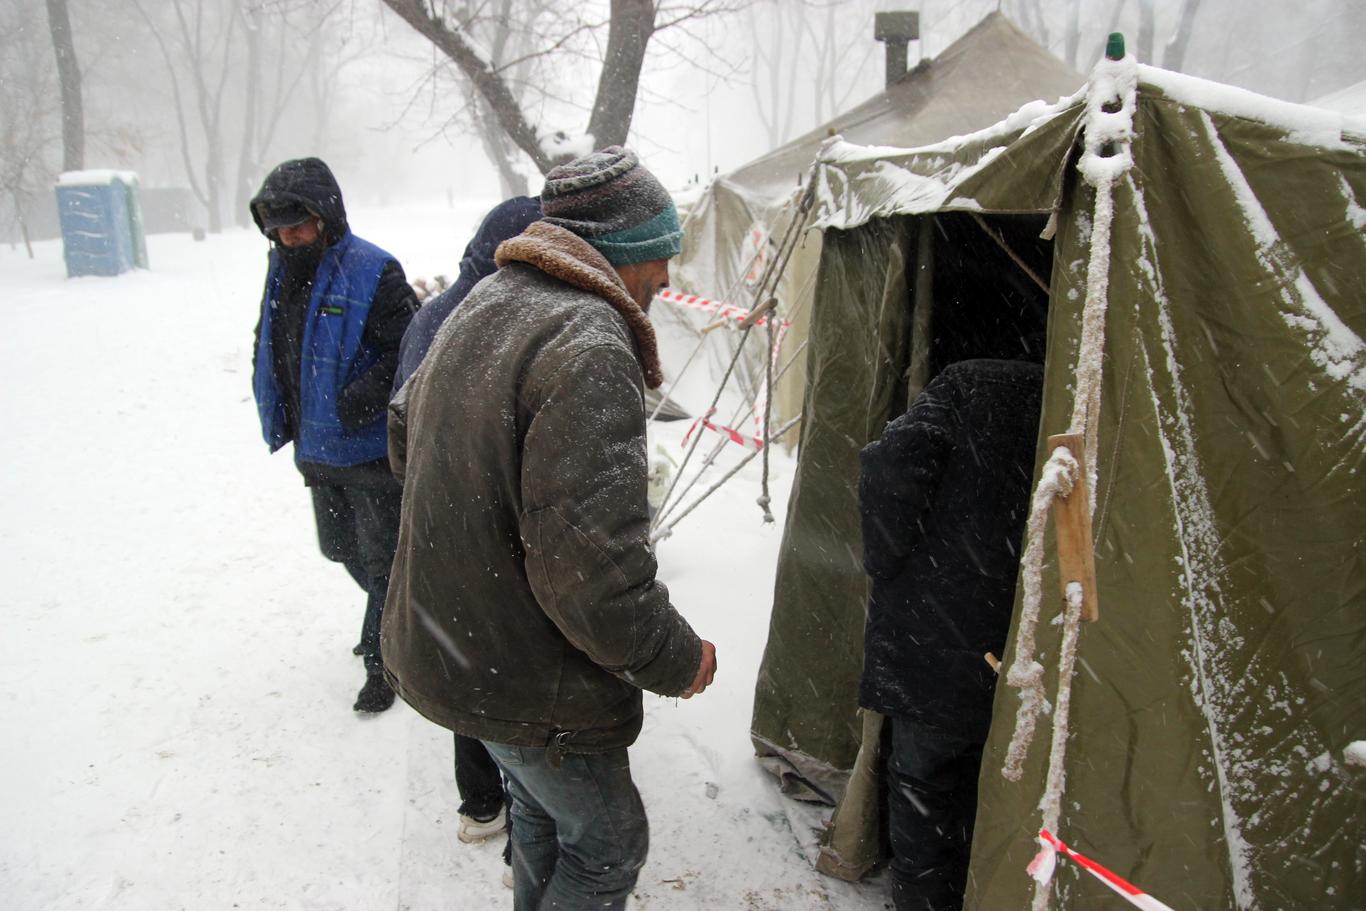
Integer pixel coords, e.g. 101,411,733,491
0,213,888,910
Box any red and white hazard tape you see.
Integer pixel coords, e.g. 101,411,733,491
656,288,791,330
681,408,766,452
1028,830,1177,911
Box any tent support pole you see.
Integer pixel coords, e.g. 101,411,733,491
908,217,935,398
970,212,1049,294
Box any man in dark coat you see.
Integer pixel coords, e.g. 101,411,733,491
859,357,1044,911
249,157,417,714
383,147,716,909
393,195,542,393
390,194,543,856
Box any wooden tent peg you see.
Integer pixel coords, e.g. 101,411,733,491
737,296,779,329
1047,433,1099,622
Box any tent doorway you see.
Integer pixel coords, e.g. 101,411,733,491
905,212,1052,415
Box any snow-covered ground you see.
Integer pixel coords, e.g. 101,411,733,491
0,205,889,910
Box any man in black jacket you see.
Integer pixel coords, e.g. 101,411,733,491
391,194,543,860
393,195,542,393
859,357,1044,911
250,157,417,713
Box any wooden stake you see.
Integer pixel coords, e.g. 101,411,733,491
737,296,778,329
1048,432,1100,622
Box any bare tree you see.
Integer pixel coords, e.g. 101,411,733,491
45,0,84,173
748,1,802,147
1163,0,1205,72
133,0,240,233
235,1,263,225
803,1,880,127
1136,0,1157,63
743,0,881,148
1,2,60,255
235,1,368,226
1062,0,1082,68
303,3,374,152
1013,0,1051,56
439,0,552,196
378,0,744,176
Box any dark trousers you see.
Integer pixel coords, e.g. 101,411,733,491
310,481,402,674
483,741,648,911
455,733,505,818
886,716,984,911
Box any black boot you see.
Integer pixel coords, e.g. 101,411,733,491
354,671,395,713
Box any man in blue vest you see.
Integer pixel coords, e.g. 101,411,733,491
250,157,418,714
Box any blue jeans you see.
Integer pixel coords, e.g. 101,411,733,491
482,741,648,911
886,717,984,911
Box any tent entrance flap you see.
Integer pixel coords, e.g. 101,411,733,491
751,211,1055,814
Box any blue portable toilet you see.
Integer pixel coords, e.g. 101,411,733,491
55,170,150,277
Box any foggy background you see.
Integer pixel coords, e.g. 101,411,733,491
4,0,1364,246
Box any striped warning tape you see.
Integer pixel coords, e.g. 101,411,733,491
681,408,765,452
655,288,791,330
1029,830,1178,911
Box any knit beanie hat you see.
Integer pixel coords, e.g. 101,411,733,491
539,146,682,266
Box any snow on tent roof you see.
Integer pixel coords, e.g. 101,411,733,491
809,64,1366,233
722,12,1083,209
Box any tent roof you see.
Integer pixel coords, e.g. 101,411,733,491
722,12,1083,208
807,64,1366,233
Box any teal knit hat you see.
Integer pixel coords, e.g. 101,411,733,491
540,146,682,266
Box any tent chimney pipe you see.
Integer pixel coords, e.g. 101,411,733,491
874,11,920,88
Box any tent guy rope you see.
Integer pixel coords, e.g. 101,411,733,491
649,179,817,537
998,38,1137,911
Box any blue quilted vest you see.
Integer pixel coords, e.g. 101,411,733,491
253,231,393,467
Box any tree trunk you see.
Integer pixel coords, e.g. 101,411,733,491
475,96,531,197
1136,0,1156,65
235,3,261,227
379,0,554,173
586,0,656,150
1163,0,1204,72
11,190,34,260
473,0,531,196
1015,0,1050,55
1064,0,1082,69
45,0,84,172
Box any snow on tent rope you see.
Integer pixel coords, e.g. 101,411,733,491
998,42,1138,911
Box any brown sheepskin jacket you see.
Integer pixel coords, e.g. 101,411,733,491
380,221,702,752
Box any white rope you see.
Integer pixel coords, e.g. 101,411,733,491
1000,50,1137,909
1002,446,1079,782
650,415,802,543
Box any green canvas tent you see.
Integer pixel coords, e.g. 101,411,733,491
750,53,1366,909
671,12,1081,427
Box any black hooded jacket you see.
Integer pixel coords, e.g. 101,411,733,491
858,359,1044,741
250,157,417,485
393,195,542,393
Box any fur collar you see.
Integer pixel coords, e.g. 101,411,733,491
495,221,663,389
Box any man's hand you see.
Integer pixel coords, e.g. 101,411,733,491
680,640,717,699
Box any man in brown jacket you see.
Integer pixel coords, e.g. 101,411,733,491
382,147,715,910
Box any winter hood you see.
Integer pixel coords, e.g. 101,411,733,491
249,157,348,241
